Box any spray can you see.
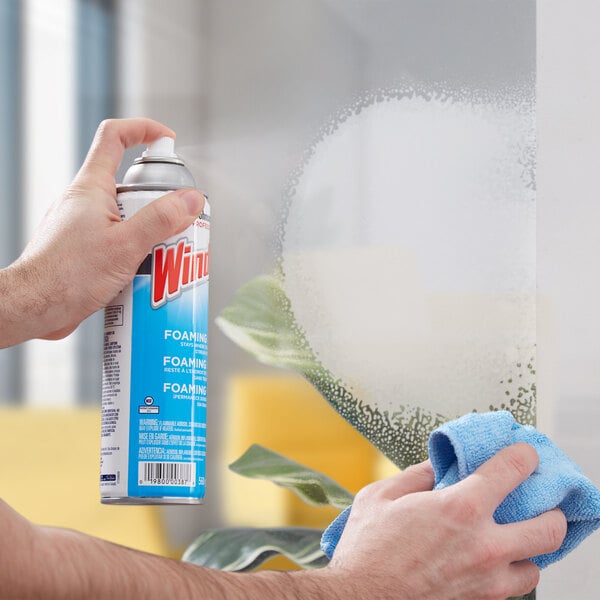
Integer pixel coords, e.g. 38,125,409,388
101,137,209,504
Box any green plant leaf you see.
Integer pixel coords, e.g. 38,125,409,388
229,444,354,508
216,273,447,469
215,274,316,372
182,527,328,572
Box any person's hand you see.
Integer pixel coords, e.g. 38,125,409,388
1,118,205,347
318,442,567,600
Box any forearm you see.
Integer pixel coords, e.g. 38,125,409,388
34,527,339,600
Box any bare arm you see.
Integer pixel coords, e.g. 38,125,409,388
1,498,331,600
0,444,565,600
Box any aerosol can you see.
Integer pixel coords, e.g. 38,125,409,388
101,137,209,504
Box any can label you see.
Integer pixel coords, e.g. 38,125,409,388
101,190,210,502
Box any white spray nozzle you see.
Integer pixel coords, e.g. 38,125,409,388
142,136,177,158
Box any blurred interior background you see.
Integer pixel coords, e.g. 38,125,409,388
1,1,600,596
0,0,406,564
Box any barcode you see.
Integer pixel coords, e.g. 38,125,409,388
138,462,196,486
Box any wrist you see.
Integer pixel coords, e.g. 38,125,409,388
0,256,72,347
0,261,40,347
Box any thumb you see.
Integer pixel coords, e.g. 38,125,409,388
122,188,205,260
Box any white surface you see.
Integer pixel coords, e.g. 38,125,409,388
538,1,600,597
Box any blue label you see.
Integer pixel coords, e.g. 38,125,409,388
127,273,208,499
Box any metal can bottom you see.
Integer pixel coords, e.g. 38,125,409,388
101,496,204,506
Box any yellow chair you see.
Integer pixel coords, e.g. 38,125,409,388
0,376,398,570
221,373,397,530
0,408,172,556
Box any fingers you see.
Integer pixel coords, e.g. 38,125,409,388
455,443,539,516
79,118,176,180
501,508,567,562
505,560,540,599
122,188,205,261
387,460,435,499
358,460,434,502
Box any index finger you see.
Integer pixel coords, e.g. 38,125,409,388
78,118,176,180
356,460,434,504
455,442,539,516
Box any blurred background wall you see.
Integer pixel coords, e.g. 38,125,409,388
1,1,600,595
537,1,600,597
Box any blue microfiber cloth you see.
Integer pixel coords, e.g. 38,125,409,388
321,411,600,568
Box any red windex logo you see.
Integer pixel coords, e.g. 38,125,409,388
151,239,209,308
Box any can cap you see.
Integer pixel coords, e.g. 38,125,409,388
142,136,177,159
119,136,197,191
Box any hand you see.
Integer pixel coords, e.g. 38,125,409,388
0,118,205,347
320,442,567,600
